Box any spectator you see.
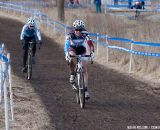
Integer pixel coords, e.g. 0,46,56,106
134,1,142,9
114,0,118,5
128,0,133,9
140,0,145,9
75,0,80,4
94,0,101,13
70,0,74,4
68,0,75,8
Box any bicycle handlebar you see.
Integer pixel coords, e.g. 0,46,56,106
70,54,91,58
28,41,34,44
68,54,93,64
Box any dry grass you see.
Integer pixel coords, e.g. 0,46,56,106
1,1,160,83
40,5,160,83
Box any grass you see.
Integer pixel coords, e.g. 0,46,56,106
1,1,160,83
42,4,160,82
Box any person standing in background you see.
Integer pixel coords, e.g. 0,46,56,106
114,0,118,5
128,0,133,9
140,0,145,9
75,0,80,4
94,0,101,13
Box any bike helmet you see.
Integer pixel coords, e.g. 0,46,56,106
73,20,85,30
27,17,35,27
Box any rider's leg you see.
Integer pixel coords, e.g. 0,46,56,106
32,43,36,64
32,43,36,57
82,60,90,99
22,42,28,67
83,44,92,99
68,50,76,83
82,60,88,87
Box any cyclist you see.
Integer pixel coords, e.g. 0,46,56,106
64,20,95,99
20,17,42,73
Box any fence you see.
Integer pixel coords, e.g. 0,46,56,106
0,1,159,128
107,0,151,7
0,1,160,71
0,44,14,130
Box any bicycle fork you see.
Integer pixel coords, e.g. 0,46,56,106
77,63,83,90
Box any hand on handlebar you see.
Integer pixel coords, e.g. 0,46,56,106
90,51,95,60
38,41,42,50
21,39,25,45
38,44,41,50
90,51,95,64
65,53,71,61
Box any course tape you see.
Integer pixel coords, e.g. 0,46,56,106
3,1,50,7
96,41,160,57
0,48,9,63
1,54,9,63
0,2,160,58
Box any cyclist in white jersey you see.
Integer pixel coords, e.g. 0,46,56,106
20,17,42,72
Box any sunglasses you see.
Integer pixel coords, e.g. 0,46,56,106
75,29,82,32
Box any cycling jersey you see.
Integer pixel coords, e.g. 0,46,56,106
20,24,41,41
64,31,90,55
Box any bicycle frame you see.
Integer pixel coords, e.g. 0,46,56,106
26,41,34,80
76,56,84,89
70,54,91,108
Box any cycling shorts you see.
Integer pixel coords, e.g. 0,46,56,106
69,45,86,55
69,45,88,61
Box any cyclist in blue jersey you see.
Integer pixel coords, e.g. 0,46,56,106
64,20,95,99
20,17,42,73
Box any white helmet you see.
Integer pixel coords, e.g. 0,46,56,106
27,17,35,27
73,20,85,29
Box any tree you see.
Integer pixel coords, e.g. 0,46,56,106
57,0,65,21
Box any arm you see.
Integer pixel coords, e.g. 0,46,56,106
35,27,42,42
20,25,26,40
87,40,94,52
64,34,71,55
86,36,94,52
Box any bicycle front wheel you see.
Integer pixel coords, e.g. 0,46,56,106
74,74,80,104
78,70,85,108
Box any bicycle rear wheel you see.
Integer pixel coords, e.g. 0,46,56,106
78,70,85,108
26,52,32,80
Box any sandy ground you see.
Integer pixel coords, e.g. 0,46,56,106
0,16,160,130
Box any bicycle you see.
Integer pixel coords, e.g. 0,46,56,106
25,41,34,80
69,54,93,109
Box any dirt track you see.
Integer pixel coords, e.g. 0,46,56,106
0,17,160,130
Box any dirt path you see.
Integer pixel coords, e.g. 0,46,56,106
0,17,160,130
